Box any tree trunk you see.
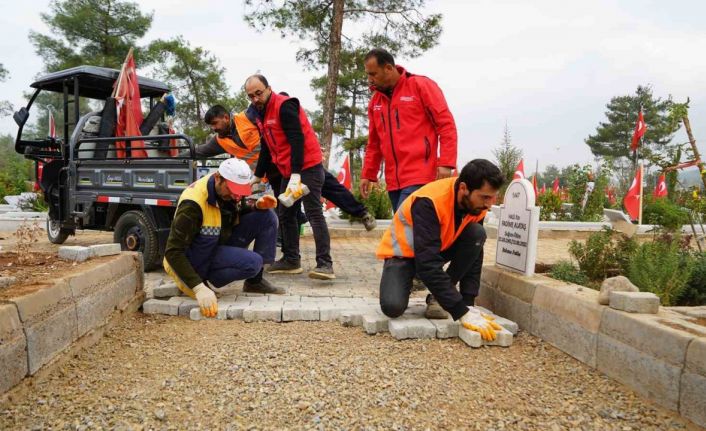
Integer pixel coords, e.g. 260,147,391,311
682,114,706,190
320,0,344,168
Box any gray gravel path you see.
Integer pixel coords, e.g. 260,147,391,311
0,314,697,430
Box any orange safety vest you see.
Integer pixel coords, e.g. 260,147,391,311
215,111,261,170
376,177,487,259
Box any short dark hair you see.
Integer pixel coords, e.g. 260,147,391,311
245,74,269,89
457,159,505,192
204,105,228,124
364,48,395,67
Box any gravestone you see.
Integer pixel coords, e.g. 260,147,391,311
495,179,540,276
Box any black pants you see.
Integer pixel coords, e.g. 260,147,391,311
379,223,485,318
279,164,332,267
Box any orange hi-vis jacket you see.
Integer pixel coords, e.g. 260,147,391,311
376,177,487,259
215,111,262,170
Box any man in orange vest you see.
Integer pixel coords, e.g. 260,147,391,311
377,159,505,341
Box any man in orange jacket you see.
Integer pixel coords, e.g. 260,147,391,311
360,48,458,212
377,159,505,341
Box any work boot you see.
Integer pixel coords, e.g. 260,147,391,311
267,258,303,274
308,264,336,280
243,277,285,295
412,276,427,292
424,295,450,319
361,211,377,231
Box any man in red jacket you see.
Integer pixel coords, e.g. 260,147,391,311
360,48,458,212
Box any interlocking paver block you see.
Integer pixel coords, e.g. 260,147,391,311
389,318,436,340
300,296,333,303
227,303,249,319
282,303,320,321
88,243,122,257
58,246,91,262
153,282,180,298
142,299,180,316
476,306,519,335
485,326,514,347
363,314,390,334
609,291,660,314
320,304,355,321
339,310,366,327
459,327,482,348
243,303,282,322
178,299,198,316
430,319,459,338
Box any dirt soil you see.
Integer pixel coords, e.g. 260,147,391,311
0,314,699,431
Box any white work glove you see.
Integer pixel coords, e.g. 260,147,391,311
285,173,303,199
459,307,502,341
192,282,218,318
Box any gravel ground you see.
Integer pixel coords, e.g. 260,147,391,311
0,314,698,431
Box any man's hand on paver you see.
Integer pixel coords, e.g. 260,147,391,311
460,308,501,341
256,195,278,210
193,282,218,317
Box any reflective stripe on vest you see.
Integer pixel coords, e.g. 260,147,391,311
376,177,487,259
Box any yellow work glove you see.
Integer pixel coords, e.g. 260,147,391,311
192,282,218,318
285,173,303,199
460,308,502,341
256,194,278,210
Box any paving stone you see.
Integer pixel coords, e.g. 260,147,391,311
300,296,333,303
319,304,353,321
280,295,301,303
245,296,269,303
610,291,660,314
24,304,78,374
680,370,706,428
178,299,199,317
217,305,230,320
142,299,179,316
88,243,122,257
339,310,366,327
430,318,459,338
153,282,180,299
598,276,638,305
362,314,390,334
0,304,27,393
458,327,482,348
475,306,519,335
226,303,250,320
0,276,16,289
485,326,514,347
189,307,213,321
243,303,282,322
58,245,92,262
388,318,436,340
282,303,320,321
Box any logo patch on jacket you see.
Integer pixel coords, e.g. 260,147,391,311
373,104,382,111
399,96,415,102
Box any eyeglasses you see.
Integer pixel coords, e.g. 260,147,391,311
247,88,267,100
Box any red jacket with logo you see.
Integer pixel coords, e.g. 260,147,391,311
261,91,322,178
362,66,457,191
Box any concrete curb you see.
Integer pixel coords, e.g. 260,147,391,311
0,252,144,396
476,264,706,429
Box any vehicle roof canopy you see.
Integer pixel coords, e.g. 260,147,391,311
30,66,170,99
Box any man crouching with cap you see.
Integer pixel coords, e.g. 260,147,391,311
164,158,283,317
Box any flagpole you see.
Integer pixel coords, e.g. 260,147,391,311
112,47,133,98
638,161,644,225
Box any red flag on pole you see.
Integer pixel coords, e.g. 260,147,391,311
532,175,539,197
114,49,147,158
513,159,525,180
624,167,642,220
631,110,646,152
325,155,352,209
552,177,560,193
653,174,667,198
541,183,546,194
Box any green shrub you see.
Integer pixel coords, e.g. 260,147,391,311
537,191,570,221
627,238,694,306
340,182,393,220
642,198,689,231
568,227,637,281
549,260,589,285
676,252,706,306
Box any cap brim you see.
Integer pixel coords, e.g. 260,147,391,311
225,180,252,197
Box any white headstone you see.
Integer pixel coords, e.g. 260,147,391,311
495,179,540,276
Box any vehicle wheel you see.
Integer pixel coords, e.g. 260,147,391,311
46,218,73,244
113,210,160,271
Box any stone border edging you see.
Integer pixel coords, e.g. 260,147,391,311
0,252,144,397
476,264,706,428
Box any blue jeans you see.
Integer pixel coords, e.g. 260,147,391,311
207,210,278,287
388,185,423,213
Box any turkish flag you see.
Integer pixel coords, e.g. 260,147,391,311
624,167,642,220
552,177,560,193
630,110,646,152
325,155,352,209
114,50,148,158
513,159,525,180
653,174,667,198
532,175,539,197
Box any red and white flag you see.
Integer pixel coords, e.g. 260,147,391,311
653,174,667,198
552,177,560,193
531,175,539,197
624,167,642,221
48,108,56,138
630,110,646,152
114,49,147,158
325,155,352,209
513,159,525,180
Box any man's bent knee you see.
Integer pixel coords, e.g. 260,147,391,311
380,299,407,318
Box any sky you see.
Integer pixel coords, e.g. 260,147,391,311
1,0,706,175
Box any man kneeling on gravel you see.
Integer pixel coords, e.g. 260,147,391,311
377,159,504,341
164,158,284,318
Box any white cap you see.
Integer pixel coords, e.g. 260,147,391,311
218,158,252,196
